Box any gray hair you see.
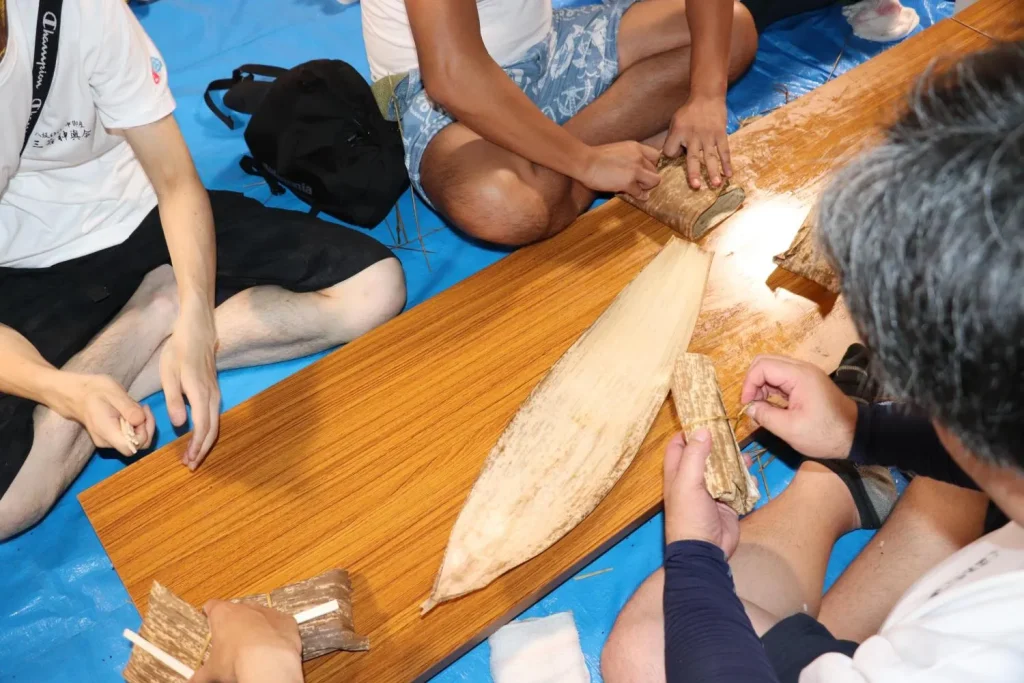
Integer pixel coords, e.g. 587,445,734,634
818,41,1024,470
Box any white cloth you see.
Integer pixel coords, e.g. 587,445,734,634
0,0,175,268
361,0,553,82
801,522,1024,683
489,611,591,683
842,0,920,42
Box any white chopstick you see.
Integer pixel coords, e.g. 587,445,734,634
123,629,195,679
294,599,340,624
123,599,340,679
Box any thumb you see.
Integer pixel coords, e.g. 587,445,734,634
663,432,686,484
746,400,789,435
678,428,713,491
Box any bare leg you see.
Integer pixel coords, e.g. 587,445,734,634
818,477,989,641
421,0,759,246
128,258,405,400
0,266,179,539
602,461,857,683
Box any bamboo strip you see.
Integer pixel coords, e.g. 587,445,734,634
671,353,759,515
422,238,713,612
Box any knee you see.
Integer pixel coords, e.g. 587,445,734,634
602,615,660,683
446,168,576,247
326,257,406,341
0,486,54,541
729,2,759,81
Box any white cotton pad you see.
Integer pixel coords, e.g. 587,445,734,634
489,612,591,683
843,0,920,42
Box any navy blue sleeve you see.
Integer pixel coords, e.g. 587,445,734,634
663,540,779,683
848,403,978,490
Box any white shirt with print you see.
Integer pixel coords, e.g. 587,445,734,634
802,522,1024,683
0,0,175,268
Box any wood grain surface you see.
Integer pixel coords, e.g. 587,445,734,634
953,0,1024,39
81,14,999,683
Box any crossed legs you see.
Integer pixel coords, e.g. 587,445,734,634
421,0,759,246
0,258,404,540
601,463,991,682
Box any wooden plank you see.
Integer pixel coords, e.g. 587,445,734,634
81,15,993,683
954,0,1024,39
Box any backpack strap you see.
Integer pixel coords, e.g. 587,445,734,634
22,0,64,154
204,64,288,129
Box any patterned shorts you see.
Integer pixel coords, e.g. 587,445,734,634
390,0,639,203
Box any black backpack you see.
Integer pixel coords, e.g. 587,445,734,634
205,60,408,228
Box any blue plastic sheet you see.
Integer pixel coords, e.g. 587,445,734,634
0,0,950,680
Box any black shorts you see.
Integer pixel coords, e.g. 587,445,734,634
762,613,859,683
0,190,394,496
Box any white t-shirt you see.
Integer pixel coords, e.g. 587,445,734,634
803,522,1024,683
361,0,553,82
0,0,175,268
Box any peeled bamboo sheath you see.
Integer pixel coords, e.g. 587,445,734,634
671,353,760,515
773,208,841,293
423,238,713,613
621,155,746,240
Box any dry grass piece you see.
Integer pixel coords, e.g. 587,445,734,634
671,353,760,515
422,238,713,613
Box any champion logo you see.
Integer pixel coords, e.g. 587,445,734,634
151,57,163,84
33,11,57,89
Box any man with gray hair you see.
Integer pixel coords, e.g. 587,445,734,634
601,40,1024,682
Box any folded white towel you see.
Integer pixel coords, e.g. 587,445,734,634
489,612,591,683
843,0,920,42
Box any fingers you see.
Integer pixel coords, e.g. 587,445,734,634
189,667,213,683
717,135,733,178
637,166,661,190
663,432,686,485
193,392,221,469
140,405,157,450
662,124,685,159
639,143,662,165
109,387,146,427
703,139,723,188
183,381,210,470
96,422,136,457
739,355,805,404
745,400,790,436
161,354,188,427
678,428,713,491
685,142,703,190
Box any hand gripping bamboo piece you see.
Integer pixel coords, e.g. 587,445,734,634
123,569,369,683
772,208,841,293
422,238,713,613
620,155,746,240
670,353,759,515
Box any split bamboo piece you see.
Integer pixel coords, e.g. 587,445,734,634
671,353,759,515
422,238,713,613
123,570,368,683
621,155,746,240
120,416,141,453
773,208,841,293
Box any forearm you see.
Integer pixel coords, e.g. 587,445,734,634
0,325,69,409
848,403,977,489
157,175,216,311
430,59,593,179
664,541,779,683
686,0,734,99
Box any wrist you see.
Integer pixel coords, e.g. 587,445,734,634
833,396,859,458
570,144,598,184
38,368,80,418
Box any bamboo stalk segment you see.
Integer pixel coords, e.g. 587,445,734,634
671,353,759,515
621,155,746,240
773,208,841,293
123,570,368,683
422,238,713,613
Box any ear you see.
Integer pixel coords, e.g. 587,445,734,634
932,421,972,463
